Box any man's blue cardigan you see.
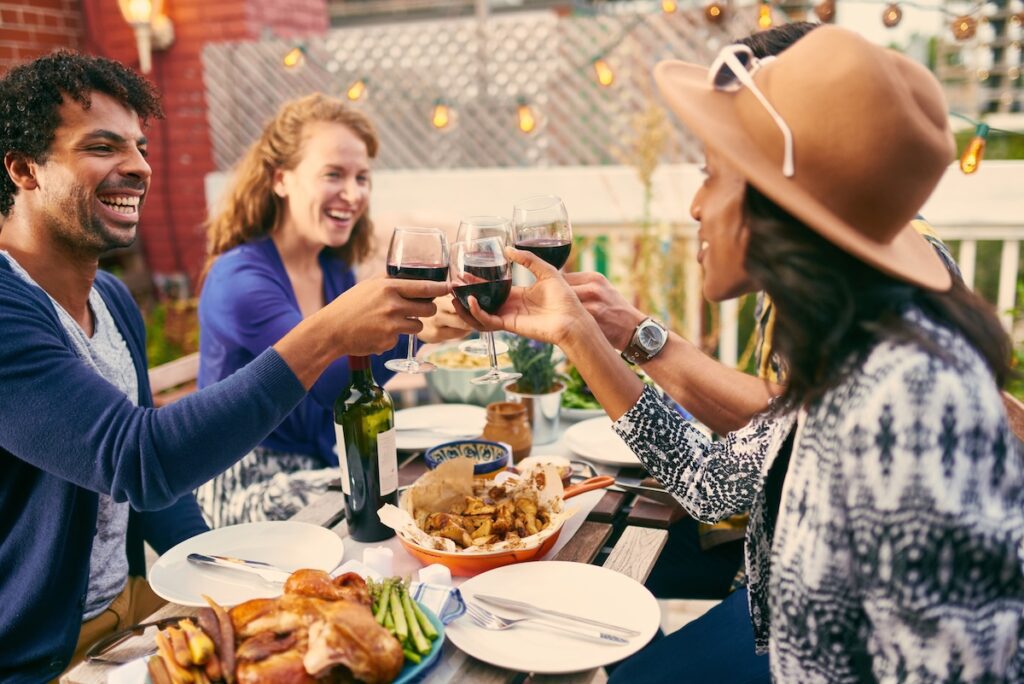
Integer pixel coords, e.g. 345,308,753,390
0,259,306,681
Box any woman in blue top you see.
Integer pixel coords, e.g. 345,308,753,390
197,94,467,527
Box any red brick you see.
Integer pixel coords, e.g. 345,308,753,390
0,29,35,44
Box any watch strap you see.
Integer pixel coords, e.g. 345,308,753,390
620,317,667,365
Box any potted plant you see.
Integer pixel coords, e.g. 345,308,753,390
504,337,565,445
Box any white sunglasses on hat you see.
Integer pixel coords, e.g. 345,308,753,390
708,44,795,178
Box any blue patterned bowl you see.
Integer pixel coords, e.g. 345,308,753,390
423,439,511,479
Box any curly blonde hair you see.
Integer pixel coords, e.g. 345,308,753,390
203,93,378,278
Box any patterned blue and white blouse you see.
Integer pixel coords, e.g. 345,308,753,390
614,310,1024,682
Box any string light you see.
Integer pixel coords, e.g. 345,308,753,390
882,4,902,28
593,58,615,87
1011,12,1023,28
661,0,678,13
952,15,978,40
705,1,726,24
977,68,990,81
960,123,989,174
1009,66,1020,81
517,99,537,134
346,78,367,101
282,46,305,69
431,99,451,129
814,0,836,23
758,1,774,29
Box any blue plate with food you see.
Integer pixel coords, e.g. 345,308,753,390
107,570,446,684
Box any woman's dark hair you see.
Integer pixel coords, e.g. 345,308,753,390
742,184,1012,410
0,50,163,217
738,21,820,59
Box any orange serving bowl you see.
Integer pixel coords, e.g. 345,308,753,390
396,475,614,577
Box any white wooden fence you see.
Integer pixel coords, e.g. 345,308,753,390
206,160,1024,367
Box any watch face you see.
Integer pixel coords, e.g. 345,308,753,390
637,324,665,351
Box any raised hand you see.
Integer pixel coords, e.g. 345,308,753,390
327,276,447,356
419,295,473,343
565,271,645,351
456,248,589,346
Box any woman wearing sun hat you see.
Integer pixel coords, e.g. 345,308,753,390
460,25,1023,681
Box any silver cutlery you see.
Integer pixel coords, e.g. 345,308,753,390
464,603,628,644
186,553,292,583
473,594,642,636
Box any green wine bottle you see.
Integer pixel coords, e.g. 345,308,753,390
333,355,398,542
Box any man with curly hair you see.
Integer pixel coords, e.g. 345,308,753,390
0,51,448,681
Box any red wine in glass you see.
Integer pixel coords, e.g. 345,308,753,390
386,262,449,282
384,226,449,374
450,238,521,386
453,279,512,314
514,237,571,270
512,196,572,271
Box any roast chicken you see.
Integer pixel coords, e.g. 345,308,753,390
228,570,403,684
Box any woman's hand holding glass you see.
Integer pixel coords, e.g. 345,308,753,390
454,247,589,349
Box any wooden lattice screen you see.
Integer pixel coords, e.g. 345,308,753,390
201,5,762,171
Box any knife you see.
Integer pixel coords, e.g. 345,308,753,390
607,481,679,507
186,553,292,584
473,594,642,637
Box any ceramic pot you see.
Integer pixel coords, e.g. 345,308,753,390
481,402,533,463
503,381,565,446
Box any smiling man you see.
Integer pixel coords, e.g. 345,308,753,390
0,52,448,681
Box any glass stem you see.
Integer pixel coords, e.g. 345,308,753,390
486,332,498,370
406,333,416,361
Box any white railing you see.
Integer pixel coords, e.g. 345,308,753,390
207,161,1024,367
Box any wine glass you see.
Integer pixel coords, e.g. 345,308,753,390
511,195,573,270
449,237,521,386
384,226,449,374
456,216,512,356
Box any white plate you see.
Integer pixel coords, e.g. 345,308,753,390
448,561,660,673
395,403,486,451
148,521,344,607
563,416,640,467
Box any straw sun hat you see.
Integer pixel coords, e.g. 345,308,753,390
654,25,954,291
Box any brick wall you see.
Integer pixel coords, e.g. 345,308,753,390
0,0,82,69
2,0,328,288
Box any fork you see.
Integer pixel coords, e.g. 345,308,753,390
464,603,628,644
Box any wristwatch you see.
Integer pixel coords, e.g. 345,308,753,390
621,317,668,365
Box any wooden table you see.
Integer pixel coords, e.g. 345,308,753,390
65,437,672,683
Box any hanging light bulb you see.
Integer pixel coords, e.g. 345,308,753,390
282,46,305,69
517,100,537,134
814,0,836,23
661,0,678,13
704,1,726,24
960,123,988,174
431,100,451,130
593,58,614,87
977,68,990,81
758,2,774,29
346,78,367,101
882,4,902,27
952,15,978,40
1008,66,1020,81
1010,12,1023,28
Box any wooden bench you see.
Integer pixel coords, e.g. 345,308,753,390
148,352,199,407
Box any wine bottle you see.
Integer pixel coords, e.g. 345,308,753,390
333,355,398,542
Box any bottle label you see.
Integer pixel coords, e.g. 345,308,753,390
334,423,352,495
377,427,398,495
